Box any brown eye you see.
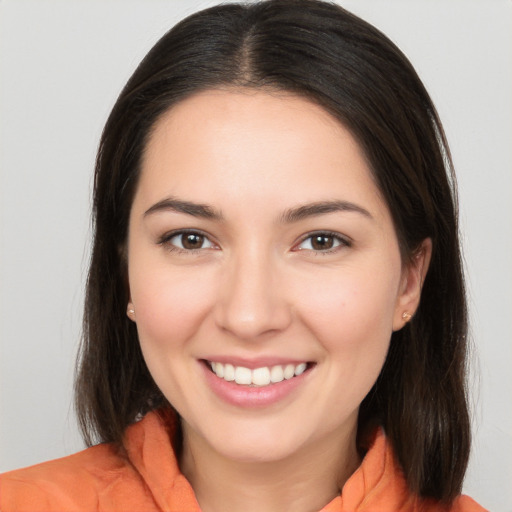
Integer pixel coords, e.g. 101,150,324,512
165,231,214,251
296,232,349,252
311,234,334,250
182,233,205,249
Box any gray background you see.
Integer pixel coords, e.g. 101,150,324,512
1,1,511,510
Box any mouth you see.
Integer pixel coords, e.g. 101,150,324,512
204,360,315,387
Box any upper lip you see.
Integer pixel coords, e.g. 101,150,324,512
202,356,312,369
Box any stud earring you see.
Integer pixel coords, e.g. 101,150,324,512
402,311,412,322
127,304,135,318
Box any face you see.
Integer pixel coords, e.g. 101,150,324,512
127,90,423,464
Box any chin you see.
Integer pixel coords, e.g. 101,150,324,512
185,412,346,466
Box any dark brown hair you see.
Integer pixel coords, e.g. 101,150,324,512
75,0,470,503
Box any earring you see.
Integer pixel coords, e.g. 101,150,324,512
402,311,412,322
127,304,135,318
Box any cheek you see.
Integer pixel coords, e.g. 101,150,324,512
129,264,215,349
293,267,400,416
292,263,400,356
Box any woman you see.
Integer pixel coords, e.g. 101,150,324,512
0,1,486,510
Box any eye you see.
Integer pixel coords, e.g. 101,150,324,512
160,230,215,252
295,232,350,252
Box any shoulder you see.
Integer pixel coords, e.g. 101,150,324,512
347,427,488,512
0,443,151,512
417,495,489,512
446,495,489,512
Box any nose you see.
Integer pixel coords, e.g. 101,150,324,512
214,250,292,341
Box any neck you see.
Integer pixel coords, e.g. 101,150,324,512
180,423,360,512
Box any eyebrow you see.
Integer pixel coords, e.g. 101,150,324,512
280,200,373,223
144,197,224,220
144,197,372,223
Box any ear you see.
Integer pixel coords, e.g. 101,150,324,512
393,238,432,331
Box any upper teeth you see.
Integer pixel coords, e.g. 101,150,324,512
209,361,307,386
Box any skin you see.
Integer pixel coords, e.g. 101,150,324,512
126,89,430,512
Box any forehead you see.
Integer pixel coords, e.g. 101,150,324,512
135,89,389,223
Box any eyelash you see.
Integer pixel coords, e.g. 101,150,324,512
158,229,216,254
294,231,352,255
157,230,351,255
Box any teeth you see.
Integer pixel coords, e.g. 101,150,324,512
270,365,284,383
283,364,295,380
294,363,307,376
234,366,252,385
209,361,309,387
224,363,235,381
252,367,271,386
214,362,224,379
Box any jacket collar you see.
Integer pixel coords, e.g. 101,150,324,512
122,409,435,512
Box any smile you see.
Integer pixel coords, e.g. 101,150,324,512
208,361,309,387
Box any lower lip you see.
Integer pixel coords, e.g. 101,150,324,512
201,361,312,408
